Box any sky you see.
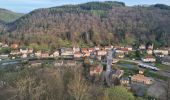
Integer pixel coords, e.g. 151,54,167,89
1,0,170,13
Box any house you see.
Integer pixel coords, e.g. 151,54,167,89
116,48,129,54
81,48,89,53
54,60,64,67
112,59,119,64
35,51,42,58
105,45,113,50
111,70,124,78
126,46,133,51
0,54,9,59
95,46,100,51
154,49,169,56
20,48,28,54
61,48,74,56
21,54,28,58
74,52,83,58
142,55,156,62
90,65,103,76
96,50,107,56
147,49,153,55
10,44,19,49
41,52,49,58
73,46,80,53
120,77,130,86
10,50,21,55
148,44,154,50
81,48,90,57
0,43,8,48
88,48,95,53
28,48,34,54
131,71,153,85
139,44,146,50
53,50,60,57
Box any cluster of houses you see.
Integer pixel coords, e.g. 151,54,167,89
139,44,169,63
120,70,153,87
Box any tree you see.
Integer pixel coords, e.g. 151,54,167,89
16,75,46,100
103,86,135,100
68,68,90,100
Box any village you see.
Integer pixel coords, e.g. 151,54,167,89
0,42,170,98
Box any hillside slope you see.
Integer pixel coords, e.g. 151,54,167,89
2,1,170,47
0,8,23,23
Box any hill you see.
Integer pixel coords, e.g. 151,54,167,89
0,8,23,23
1,1,170,48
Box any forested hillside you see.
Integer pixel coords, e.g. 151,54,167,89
1,1,170,48
0,8,23,23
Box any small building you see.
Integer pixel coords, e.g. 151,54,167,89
88,48,95,53
105,45,113,50
154,49,169,56
10,50,21,55
139,44,146,50
20,48,28,54
41,52,49,58
10,44,19,49
95,46,100,51
73,46,80,53
111,70,124,78
53,50,60,57
120,77,130,86
61,48,74,56
0,54,9,59
96,50,107,56
28,48,34,54
116,48,129,54
74,52,83,58
147,49,153,55
126,46,133,51
35,51,42,58
112,59,119,64
81,48,90,57
21,53,27,58
90,65,103,76
142,55,156,63
131,74,153,85
148,44,154,50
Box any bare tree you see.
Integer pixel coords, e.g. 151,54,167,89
68,68,90,100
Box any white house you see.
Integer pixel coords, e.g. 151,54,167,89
95,46,100,51
53,50,60,57
35,51,42,58
154,49,169,56
61,48,74,56
74,52,83,58
73,46,80,53
21,54,28,58
139,44,146,50
0,54,9,59
147,49,153,55
105,45,113,50
96,50,107,56
142,55,156,62
20,48,28,54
